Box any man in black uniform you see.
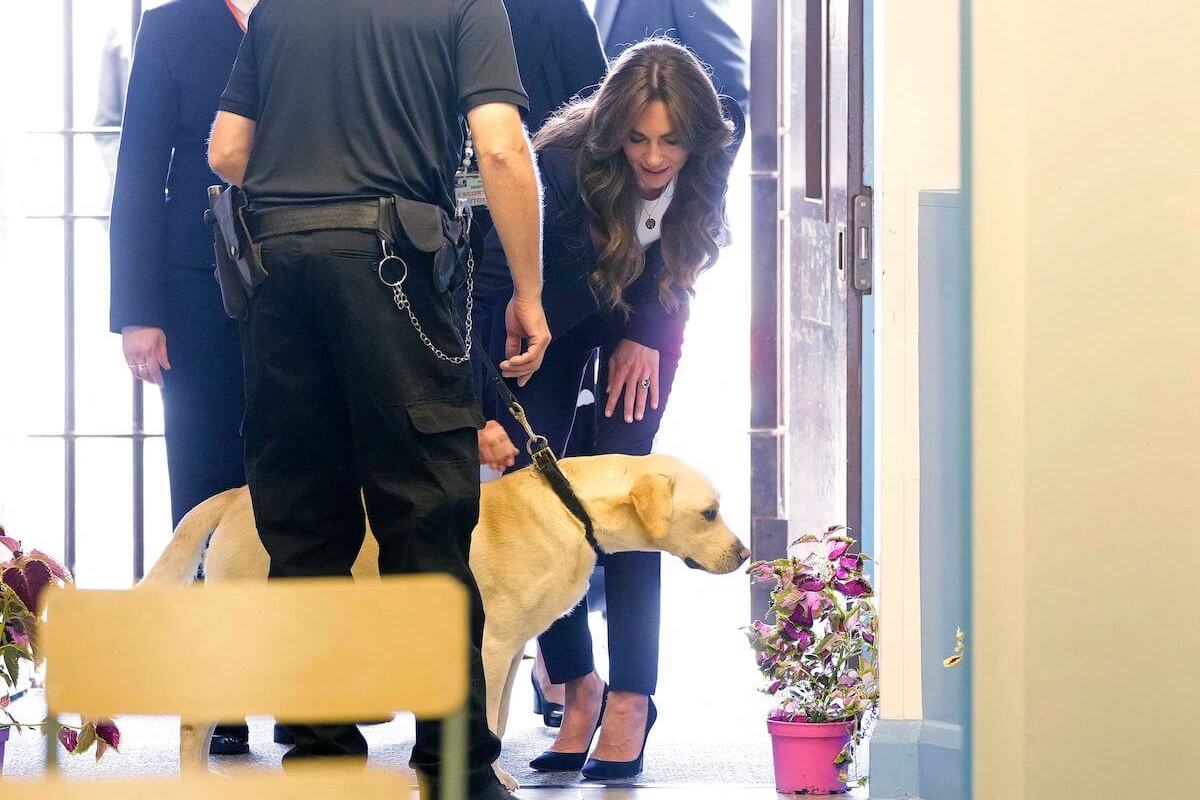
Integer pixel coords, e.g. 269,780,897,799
207,1,548,798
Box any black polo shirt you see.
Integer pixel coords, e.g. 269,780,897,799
219,0,528,211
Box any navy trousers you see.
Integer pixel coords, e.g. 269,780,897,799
159,269,246,743
497,316,679,696
159,268,246,528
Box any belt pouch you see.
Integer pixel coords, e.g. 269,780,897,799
390,196,469,293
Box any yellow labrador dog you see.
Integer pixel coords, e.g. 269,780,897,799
143,453,749,788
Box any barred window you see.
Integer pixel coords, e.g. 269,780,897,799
0,1,175,587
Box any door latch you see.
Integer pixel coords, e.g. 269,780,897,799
852,192,873,294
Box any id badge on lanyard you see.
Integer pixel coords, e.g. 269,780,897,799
455,130,488,210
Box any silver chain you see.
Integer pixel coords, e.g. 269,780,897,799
381,219,474,365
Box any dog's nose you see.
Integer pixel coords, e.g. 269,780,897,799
738,545,751,563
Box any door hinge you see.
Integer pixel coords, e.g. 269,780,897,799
852,191,873,294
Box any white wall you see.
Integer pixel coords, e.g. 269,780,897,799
875,0,961,720
972,1,1200,796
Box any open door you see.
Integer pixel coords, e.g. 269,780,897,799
749,0,868,620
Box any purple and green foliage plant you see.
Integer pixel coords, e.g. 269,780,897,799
0,525,120,759
744,525,879,776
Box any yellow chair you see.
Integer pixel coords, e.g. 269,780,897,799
36,575,472,799
7,762,408,798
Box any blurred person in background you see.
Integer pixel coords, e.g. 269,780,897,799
107,0,258,756
93,28,128,221
592,0,748,116
473,0,607,462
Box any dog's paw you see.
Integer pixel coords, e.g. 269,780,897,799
493,764,520,791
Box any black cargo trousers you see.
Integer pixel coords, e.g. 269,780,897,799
239,225,500,794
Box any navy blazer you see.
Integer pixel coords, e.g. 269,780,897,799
477,146,688,357
504,0,607,132
108,0,243,332
593,0,748,115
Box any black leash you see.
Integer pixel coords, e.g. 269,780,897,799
471,337,603,555
395,206,600,555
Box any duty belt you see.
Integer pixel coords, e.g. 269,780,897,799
244,198,392,242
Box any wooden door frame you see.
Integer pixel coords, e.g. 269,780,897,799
748,0,788,621
749,0,867,621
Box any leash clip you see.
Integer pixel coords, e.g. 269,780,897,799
507,398,556,468
507,400,538,443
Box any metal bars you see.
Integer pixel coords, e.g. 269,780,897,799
63,0,77,575
47,0,154,580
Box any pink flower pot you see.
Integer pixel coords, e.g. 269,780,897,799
767,717,855,795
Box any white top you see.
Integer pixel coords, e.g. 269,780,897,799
635,178,676,249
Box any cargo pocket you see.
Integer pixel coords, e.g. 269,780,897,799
405,397,485,465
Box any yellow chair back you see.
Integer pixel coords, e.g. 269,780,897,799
38,576,470,798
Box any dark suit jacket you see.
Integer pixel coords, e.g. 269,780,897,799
469,2,608,420
108,0,243,332
593,0,748,114
478,146,688,358
504,0,607,132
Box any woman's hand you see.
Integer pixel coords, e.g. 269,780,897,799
478,420,519,472
121,326,170,387
605,338,660,423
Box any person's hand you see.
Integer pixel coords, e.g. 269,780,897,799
501,294,551,386
121,326,170,387
478,420,518,472
605,338,660,423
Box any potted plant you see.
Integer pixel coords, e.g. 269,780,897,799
0,525,120,770
744,525,879,795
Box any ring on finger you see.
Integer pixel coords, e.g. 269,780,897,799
640,377,651,389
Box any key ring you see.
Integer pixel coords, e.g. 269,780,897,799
377,238,408,287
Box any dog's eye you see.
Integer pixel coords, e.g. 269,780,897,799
702,508,718,523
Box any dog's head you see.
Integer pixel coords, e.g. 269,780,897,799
620,455,749,574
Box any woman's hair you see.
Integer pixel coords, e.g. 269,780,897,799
533,38,735,315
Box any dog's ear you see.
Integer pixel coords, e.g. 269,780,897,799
630,472,676,538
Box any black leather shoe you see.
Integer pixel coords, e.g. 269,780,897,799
529,685,607,772
274,718,389,746
531,672,564,728
468,780,520,800
581,696,657,780
420,774,518,800
209,723,250,755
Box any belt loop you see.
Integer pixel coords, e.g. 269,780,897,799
378,196,396,245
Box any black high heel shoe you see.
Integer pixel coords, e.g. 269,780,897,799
531,672,564,728
210,723,250,755
581,696,657,780
529,684,608,772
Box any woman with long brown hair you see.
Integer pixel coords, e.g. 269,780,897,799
475,38,739,779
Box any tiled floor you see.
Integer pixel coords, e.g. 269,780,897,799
514,788,865,799
0,683,867,798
